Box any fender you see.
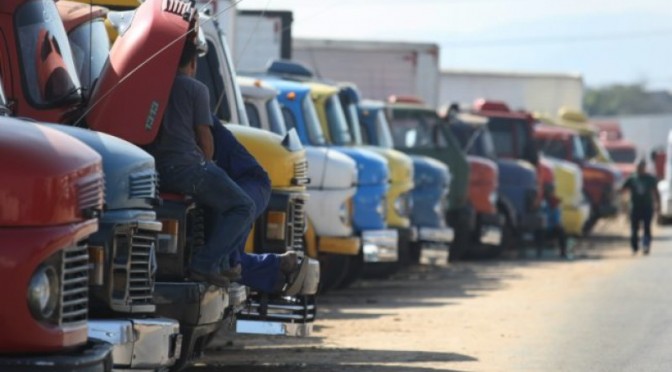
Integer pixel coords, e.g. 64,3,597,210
497,196,517,227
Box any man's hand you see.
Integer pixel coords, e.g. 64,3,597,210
195,124,215,160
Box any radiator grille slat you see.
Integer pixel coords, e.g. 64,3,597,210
127,229,156,305
129,170,159,201
77,173,105,214
60,243,89,326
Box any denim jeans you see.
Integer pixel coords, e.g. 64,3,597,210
158,161,255,269
630,206,653,251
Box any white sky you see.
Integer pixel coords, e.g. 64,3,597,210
237,0,672,89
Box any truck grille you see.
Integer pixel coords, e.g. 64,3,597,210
60,242,89,326
292,160,310,186
127,229,156,306
288,196,306,251
77,172,105,215
129,169,158,201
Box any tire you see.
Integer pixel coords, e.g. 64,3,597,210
317,253,350,293
336,252,363,289
408,241,422,264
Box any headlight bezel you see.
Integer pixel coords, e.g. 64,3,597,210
27,264,60,323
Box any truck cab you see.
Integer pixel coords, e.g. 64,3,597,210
603,140,638,179
237,76,361,290
533,123,619,234
386,97,501,260
0,118,112,370
470,100,546,248
358,99,454,261
1,0,186,369
657,131,672,224
264,77,398,283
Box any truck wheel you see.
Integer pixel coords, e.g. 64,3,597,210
408,241,422,264
318,253,350,293
337,252,363,289
448,227,469,262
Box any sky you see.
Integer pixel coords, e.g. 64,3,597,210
236,0,672,90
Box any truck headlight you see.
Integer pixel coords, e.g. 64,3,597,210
27,265,60,321
488,192,498,206
338,201,351,226
394,193,413,217
266,211,287,241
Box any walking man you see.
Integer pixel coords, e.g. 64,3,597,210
620,159,661,255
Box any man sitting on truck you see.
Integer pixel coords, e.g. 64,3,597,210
148,39,250,285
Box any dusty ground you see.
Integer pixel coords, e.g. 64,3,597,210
186,218,667,371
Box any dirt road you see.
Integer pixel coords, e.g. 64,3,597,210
187,221,671,371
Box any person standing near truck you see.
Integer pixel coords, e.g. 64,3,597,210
620,159,661,255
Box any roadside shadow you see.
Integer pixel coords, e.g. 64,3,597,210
190,348,476,372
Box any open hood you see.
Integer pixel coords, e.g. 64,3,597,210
86,0,196,145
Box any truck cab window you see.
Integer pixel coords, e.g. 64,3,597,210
376,111,395,149
266,98,287,137
196,40,231,122
302,95,327,146
68,19,109,96
16,0,82,107
245,102,261,129
281,106,297,132
325,95,353,146
537,138,568,160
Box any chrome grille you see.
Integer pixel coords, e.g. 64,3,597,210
129,169,158,201
60,242,89,326
77,172,105,214
292,160,310,186
127,229,156,306
288,197,306,251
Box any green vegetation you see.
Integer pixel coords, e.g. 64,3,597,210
584,84,672,116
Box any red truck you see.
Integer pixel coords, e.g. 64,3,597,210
0,119,112,370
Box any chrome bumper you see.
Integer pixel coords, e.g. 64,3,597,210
88,318,181,370
480,226,503,246
236,319,313,337
418,227,454,243
362,229,399,263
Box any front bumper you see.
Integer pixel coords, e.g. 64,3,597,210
0,339,113,372
361,229,399,263
318,235,361,256
88,318,181,370
562,203,591,236
417,226,454,244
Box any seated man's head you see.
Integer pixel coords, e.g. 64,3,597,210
179,38,199,77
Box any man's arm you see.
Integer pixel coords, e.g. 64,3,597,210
619,178,631,194
195,124,214,160
653,179,662,213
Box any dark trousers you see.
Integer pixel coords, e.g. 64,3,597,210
630,206,653,251
158,161,256,269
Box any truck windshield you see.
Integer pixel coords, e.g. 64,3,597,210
267,97,287,137
344,103,364,146
325,95,353,146
302,95,327,146
16,0,82,107
389,109,444,149
487,117,529,159
449,124,497,159
67,19,109,96
376,111,395,149
536,138,570,160
607,147,637,163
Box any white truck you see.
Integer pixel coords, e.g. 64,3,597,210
292,38,441,107
658,130,672,224
439,70,584,114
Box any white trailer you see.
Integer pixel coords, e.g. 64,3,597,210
439,69,584,114
292,39,441,107
234,10,293,72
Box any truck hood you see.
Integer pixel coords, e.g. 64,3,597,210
467,155,498,188
542,156,583,206
496,158,536,188
305,147,357,190
411,155,450,188
227,124,307,189
0,120,103,226
583,161,621,186
615,163,636,180
333,147,389,186
47,124,157,211
363,146,414,185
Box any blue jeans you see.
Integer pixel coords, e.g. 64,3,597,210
630,206,653,251
158,161,255,269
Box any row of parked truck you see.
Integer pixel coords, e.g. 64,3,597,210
0,0,630,371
